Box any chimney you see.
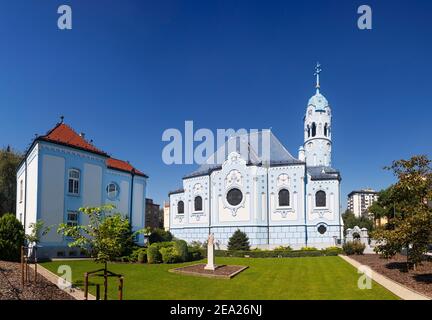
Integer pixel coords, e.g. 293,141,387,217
80,132,85,139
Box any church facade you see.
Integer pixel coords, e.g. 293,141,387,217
169,66,343,249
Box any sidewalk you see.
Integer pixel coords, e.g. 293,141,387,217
339,254,431,300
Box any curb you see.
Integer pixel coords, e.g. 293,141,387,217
338,254,431,300
29,264,96,300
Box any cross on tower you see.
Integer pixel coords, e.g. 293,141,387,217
314,62,322,91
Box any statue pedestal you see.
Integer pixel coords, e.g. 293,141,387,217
204,235,216,271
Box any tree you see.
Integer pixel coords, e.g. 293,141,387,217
227,229,250,251
26,220,52,247
148,228,173,244
372,155,432,270
342,210,373,232
0,147,22,215
368,187,395,226
0,213,25,261
57,205,138,267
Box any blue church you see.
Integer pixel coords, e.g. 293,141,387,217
16,120,148,259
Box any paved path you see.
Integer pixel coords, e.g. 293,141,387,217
29,264,96,300
339,254,431,300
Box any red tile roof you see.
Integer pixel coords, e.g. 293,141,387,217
40,123,107,156
107,158,148,177
37,122,147,178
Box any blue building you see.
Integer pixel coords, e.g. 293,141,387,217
169,66,343,249
16,120,148,259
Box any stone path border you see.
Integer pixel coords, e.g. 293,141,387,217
169,264,248,279
339,254,431,300
29,264,96,300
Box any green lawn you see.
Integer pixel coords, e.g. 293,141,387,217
42,256,398,300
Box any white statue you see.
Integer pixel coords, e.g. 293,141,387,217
204,233,216,271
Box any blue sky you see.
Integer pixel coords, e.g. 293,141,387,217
0,0,431,208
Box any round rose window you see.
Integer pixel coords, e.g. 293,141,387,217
226,188,243,206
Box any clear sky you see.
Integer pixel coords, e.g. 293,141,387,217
1,0,431,208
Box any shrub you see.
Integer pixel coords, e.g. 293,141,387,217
324,247,343,256
300,246,318,251
227,229,250,251
188,245,204,261
148,228,173,244
343,241,366,255
0,214,25,261
273,245,292,251
160,246,180,263
147,243,163,263
138,249,147,263
174,240,188,262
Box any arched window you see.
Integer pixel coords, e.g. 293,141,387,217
106,182,119,199
177,201,184,214
194,196,203,212
307,125,310,138
324,123,328,136
315,191,326,207
68,169,80,195
311,122,317,137
278,189,290,207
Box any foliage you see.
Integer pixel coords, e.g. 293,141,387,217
342,210,374,232
148,228,173,244
342,241,366,255
369,187,395,223
0,213,25,261
273,245,293,251
26,220,51,246
227,229,250,251
138,249,147,263
187,245,204,261
174,240,188,262
300,246,318,251
147,242,163,263
216,247,341,258
0,147,22,215
160,246,180,263
371,155,432,270
57,205,137,264
128,247,147,263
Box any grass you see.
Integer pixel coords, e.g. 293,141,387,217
42,256,398,300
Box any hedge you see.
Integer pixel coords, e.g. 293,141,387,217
214,247,343,258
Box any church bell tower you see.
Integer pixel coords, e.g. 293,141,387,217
301,63,332,167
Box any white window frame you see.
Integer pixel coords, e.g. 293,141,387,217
107,182,119,199
19,180,23,203
66,211,79,227
68,169,80,195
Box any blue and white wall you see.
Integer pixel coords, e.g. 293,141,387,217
16,141,147,258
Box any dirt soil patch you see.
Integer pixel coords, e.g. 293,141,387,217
170,264,248,279
350,254,432,298
0,260,75,300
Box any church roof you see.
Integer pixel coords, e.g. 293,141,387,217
22,121,148,178
184,130,304,179
307,166,341,181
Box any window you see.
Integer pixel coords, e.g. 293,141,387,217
315,191,326,207
106,182,119,199
311,122,317,137
278,189,290,207
324,123,328,136
307,125,310,138
226,188,243,206
194,196,203,212
68,169,80,195
67,211,78,227
177,201,184,214
317,225,327,234
19,180,23,202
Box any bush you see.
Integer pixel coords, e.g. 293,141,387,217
188,246,204,261
343,241,366,255
0,214,25,261
148,229,173,244
160,246,180,263
138,249,147,263
324,247,343,256
273,245,292,251
300,246,318,251
174,240,188,262
227,229,250,251
147,243,163,263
